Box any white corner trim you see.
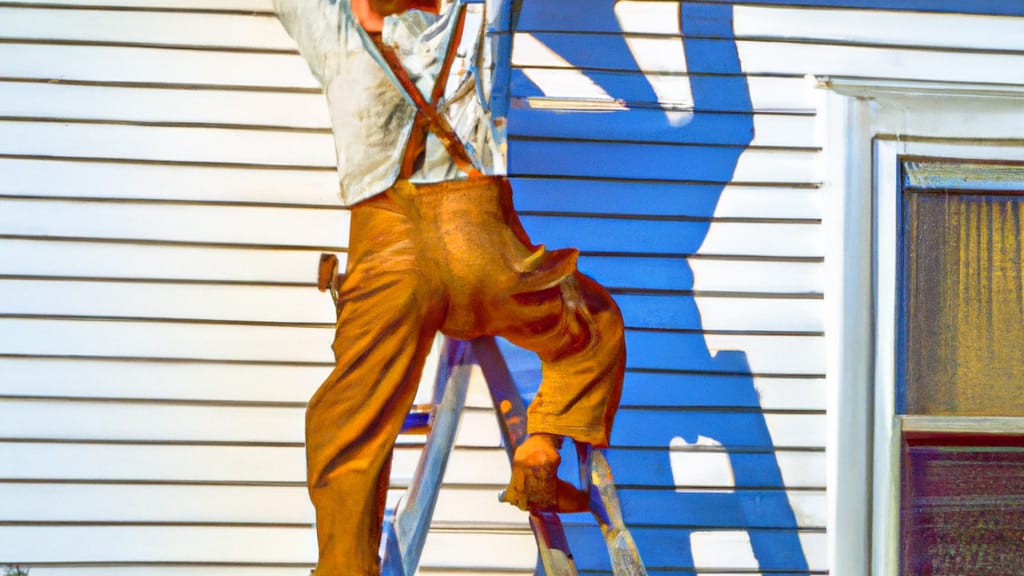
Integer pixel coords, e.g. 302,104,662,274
819,77,1024,576
872,139,902,576
821,89,874,576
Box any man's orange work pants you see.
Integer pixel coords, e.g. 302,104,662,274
306,177,625,575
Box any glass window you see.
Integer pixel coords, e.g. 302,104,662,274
901,159,1024,416
898,158,1024,575
901,434,1024,576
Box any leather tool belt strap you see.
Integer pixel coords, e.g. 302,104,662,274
319,4,486,303
371,4,484,179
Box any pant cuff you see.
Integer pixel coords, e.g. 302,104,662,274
527,417,609,448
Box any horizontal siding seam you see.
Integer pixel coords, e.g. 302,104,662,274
0,37,296,55
510,135,822,152
0,394,309,408
0,436,822,451
0,354,823,377
0,562,316,569
582,252,825,262
514,65,808,79
0,520,313,528
0,439,822,454
0,478,309,487
0,2,275,15
625,327,825,336
0,153,336,170
508,175,826,187
517,211,822,224
0,75,322,93
734,34,1024,56
559,521,828,533
0,276,824,298
611,289,824,299
0,234,347,252
1,437,308,447
0,115,332,134
712,0,1024,17
0,314,824,337
0,396,826,415
0,353,335,367
513,29,1024,57
509,98,818,116
0,479,521,491
4,235,829,260
627,367,827,379
0,274,317,287
617,484,826,492
512,176,824,189
0,195,345,211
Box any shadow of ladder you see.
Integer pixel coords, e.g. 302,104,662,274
379,336,648,576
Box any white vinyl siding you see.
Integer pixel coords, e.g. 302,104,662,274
0,0,533,573
4,1,1024,575
511,2,1022,575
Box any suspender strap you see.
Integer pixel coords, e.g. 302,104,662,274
373,5,484,179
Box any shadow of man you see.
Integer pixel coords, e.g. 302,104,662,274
498,2,812,573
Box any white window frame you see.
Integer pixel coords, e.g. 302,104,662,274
819,77,1024,576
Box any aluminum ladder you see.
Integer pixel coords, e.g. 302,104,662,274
380,336,647,576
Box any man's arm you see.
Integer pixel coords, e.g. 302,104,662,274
273,0,345,86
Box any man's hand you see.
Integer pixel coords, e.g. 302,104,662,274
501,433,589,513
351,0,439,32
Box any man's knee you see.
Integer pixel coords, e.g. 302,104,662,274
564,273,625,346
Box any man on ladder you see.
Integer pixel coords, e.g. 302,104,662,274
274,0,627,573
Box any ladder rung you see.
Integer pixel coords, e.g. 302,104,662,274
400,405,434,435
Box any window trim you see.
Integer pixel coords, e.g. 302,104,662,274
820,77,1024,576
877,141,1024,576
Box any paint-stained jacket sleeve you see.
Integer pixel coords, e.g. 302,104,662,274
273,0,505,205
273,0,344,86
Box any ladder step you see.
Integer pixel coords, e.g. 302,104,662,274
400,405,434,435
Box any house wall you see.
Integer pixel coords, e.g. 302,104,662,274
0,1,532,573
505,3,1024,575
1,1,1023,575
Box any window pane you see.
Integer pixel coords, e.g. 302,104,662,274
902,161,1024,416
901,436,1024,575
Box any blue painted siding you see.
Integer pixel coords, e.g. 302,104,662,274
504,1,812,572
513,179,754,217
606,449,807,486
510,141,757,181
516,0,1024,30
519,215,746,253
511,71,766,111
510,109,760,146
698,0,1024,17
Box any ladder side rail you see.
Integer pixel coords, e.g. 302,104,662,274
471,336,527,456
472,336,579,576
577,447,648,576
382,338,475,576
380,518,408,576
